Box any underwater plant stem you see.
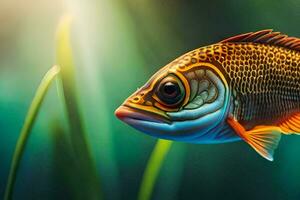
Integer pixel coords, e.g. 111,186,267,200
56,15,102,199
138,139,173,200
4,65,60,200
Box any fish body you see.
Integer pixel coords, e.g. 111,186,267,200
175,41,300,129
115,30,300,161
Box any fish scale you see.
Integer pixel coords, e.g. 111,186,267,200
116,30,300,161
172,41,300,129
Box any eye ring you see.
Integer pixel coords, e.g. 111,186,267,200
155,75,185,107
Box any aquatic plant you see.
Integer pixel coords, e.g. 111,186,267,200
4,15,102,200
4,65,60,200
138,140,172,200
3,13,173,200
55,15,102,200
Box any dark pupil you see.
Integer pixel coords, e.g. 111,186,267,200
158,80,183,105
156,76,185,106
163,82,178,97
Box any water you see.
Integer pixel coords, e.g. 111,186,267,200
1,0,300,199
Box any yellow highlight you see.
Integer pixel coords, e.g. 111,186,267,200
126,102,169,119
56,14,74,77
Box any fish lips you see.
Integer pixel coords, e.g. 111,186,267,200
115,105,170,125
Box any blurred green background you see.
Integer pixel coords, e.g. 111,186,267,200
1,0,300,199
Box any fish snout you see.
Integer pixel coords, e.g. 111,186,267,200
115,105,170,124
114,105,133,121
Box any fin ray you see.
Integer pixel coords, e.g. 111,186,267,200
244,126,281,161
220,29,300,52
278,113,300,134
227,117,281,161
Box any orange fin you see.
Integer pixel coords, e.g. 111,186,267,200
278,113,300,135
227,117,281,161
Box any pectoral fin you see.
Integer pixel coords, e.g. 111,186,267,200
227,117,281,161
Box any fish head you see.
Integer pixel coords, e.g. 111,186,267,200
115,54,230,143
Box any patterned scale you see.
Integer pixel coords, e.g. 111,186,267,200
170,30,300,130
116,30,300,160
218,42,300,128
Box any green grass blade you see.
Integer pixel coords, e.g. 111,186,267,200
56,15,102,199
4,65,60,200
138,139,173,200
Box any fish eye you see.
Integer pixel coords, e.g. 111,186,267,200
156,75,185,106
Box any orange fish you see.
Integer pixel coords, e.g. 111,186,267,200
115,30,300,161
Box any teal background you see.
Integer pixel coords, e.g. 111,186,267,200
0,0,300,199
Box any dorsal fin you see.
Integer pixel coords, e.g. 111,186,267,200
220,29,300,51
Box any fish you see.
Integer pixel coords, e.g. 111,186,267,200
115,29,300,161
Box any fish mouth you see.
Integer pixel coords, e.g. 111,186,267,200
115,105,170,124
